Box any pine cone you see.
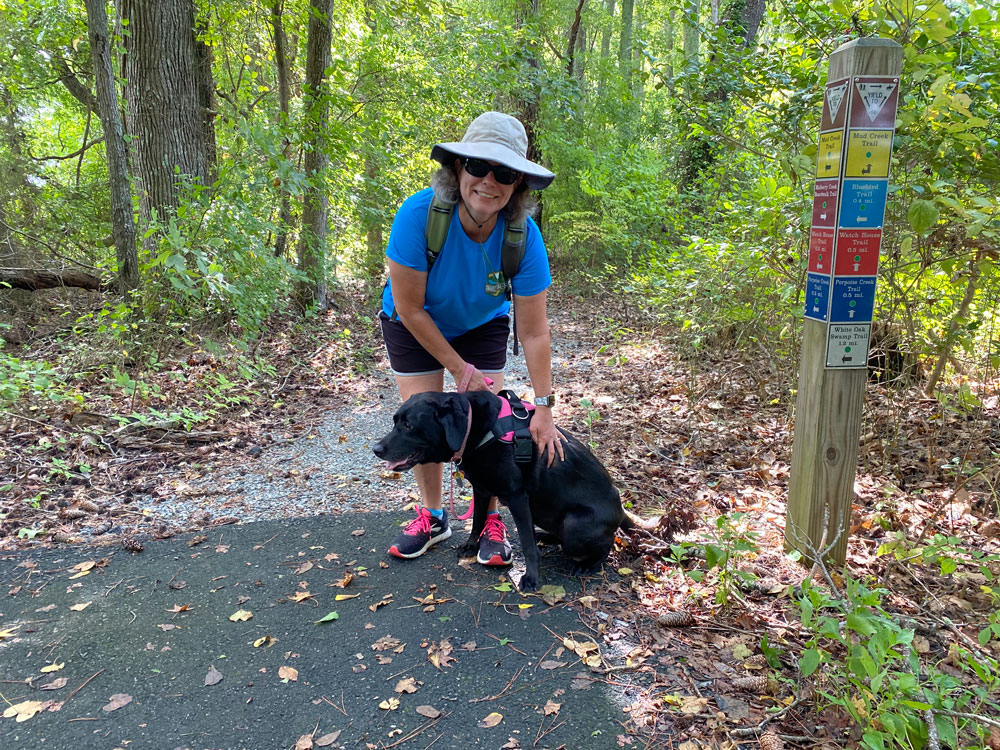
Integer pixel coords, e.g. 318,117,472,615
656,610,694,628
759,732,784,750
78,499,100,513
732,674,773,693
62,507,89,521
744,653,768,668
121,536,145,552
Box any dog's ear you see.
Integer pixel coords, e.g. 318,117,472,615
438,394,470,454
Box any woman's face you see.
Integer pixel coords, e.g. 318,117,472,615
456,158,522,221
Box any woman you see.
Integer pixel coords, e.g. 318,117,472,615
379,111,564,566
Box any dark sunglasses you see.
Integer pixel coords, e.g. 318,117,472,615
462,157,521,185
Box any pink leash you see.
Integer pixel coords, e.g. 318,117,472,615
449,364,490,521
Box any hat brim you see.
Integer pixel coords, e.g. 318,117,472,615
431,142,555,190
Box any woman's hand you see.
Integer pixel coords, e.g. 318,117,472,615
530,407,565,467
453,362,493,393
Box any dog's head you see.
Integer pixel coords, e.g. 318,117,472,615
373,392,471,471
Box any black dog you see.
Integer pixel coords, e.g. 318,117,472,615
373,390,631,592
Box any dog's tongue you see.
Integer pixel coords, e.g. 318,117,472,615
384,459,408,471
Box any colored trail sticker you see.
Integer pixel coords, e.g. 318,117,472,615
839,179,888,228
826,323,871,369
850,78,900,128
822,79,849,131
830,276,877,322
808,228,836,273
816,131,843,178
835,228,882,275
811,179,839,227
805,272,831,322
845,130,893,178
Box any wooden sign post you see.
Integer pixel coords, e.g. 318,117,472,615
785,38,903,566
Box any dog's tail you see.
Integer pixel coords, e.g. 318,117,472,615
620,506,661,532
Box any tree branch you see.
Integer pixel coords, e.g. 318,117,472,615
31,136,105,162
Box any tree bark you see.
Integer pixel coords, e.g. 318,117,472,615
618,0,635,88
1,268,103,292
566,0,586,80
294,0,334,311
121,0,217,225
55,58,99,114
84,0,139,294
272,0,294,259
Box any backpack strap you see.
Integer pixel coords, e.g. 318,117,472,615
500,218,526,355
425,194,455,270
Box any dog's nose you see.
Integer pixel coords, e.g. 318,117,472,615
373,441,386,459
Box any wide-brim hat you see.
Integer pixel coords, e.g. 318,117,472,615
430,111,555,191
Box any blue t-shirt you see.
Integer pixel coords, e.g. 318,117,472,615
381,188,551,340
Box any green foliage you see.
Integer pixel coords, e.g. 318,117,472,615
795,571,999,750
684,513,760,606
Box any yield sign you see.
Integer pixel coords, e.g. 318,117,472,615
855,81,897,124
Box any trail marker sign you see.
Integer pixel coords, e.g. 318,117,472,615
787,39,903,568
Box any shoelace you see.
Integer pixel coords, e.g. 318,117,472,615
404,508,433,536
482,515,506,542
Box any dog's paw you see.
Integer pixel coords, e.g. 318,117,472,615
517,573,540,593
456,540,478,559
569,562,604,578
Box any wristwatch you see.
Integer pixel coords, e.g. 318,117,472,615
533,394,556,408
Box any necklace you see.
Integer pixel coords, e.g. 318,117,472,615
462,202,505,297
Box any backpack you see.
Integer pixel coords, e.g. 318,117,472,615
422,194,528,355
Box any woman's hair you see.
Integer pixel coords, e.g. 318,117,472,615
430,162,537,224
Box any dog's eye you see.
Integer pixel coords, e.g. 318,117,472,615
401,419,412,430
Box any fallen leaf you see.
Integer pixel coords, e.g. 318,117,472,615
295,561,314,575
371,635,401,651
543,700,561,715
369,596,393,613
290,591,314,603
294,734,314,750
253,635,277,648
0,625,20,641
351,529,365,537
73,560,96,572
40,662,65,673
39,677,68,690
416,705,441,718
204,665,223,686
479,711,503,728
332,573,354,588
539,584,566,604
395,677,419,694
378,697,400,711
229,610,253,622
69,601,92,612
278,665,298,682
617,568,633,575
334,594,360,601
102,693,133,712
539,660,567,670
426,640,456,670
166,604,191,613
3,700,46,722
157,623,177,631
315,731,342,747
316,611,339,624
577,595,598,609
67,569,90,580
679,696,709,715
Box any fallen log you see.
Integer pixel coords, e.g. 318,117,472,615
0,267,103,292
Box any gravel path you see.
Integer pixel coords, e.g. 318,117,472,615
150,342,552,527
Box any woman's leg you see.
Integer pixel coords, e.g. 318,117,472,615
394,371,445,510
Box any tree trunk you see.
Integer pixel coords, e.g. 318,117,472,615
664,9,675,81
566,0,586,80
272,0,294,259
683,0,699,69
618,0,635,88
0,268,103,291
925,252,983,396
84,0,139,294
294,0,333,311
121,0,217,225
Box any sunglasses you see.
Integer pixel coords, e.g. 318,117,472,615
462,157,521,186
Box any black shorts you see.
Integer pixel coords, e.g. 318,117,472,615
379,311,509,375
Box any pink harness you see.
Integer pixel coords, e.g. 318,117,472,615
495,397,535,442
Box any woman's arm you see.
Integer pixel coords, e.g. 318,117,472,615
388,259,492,391
513,289,565,466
